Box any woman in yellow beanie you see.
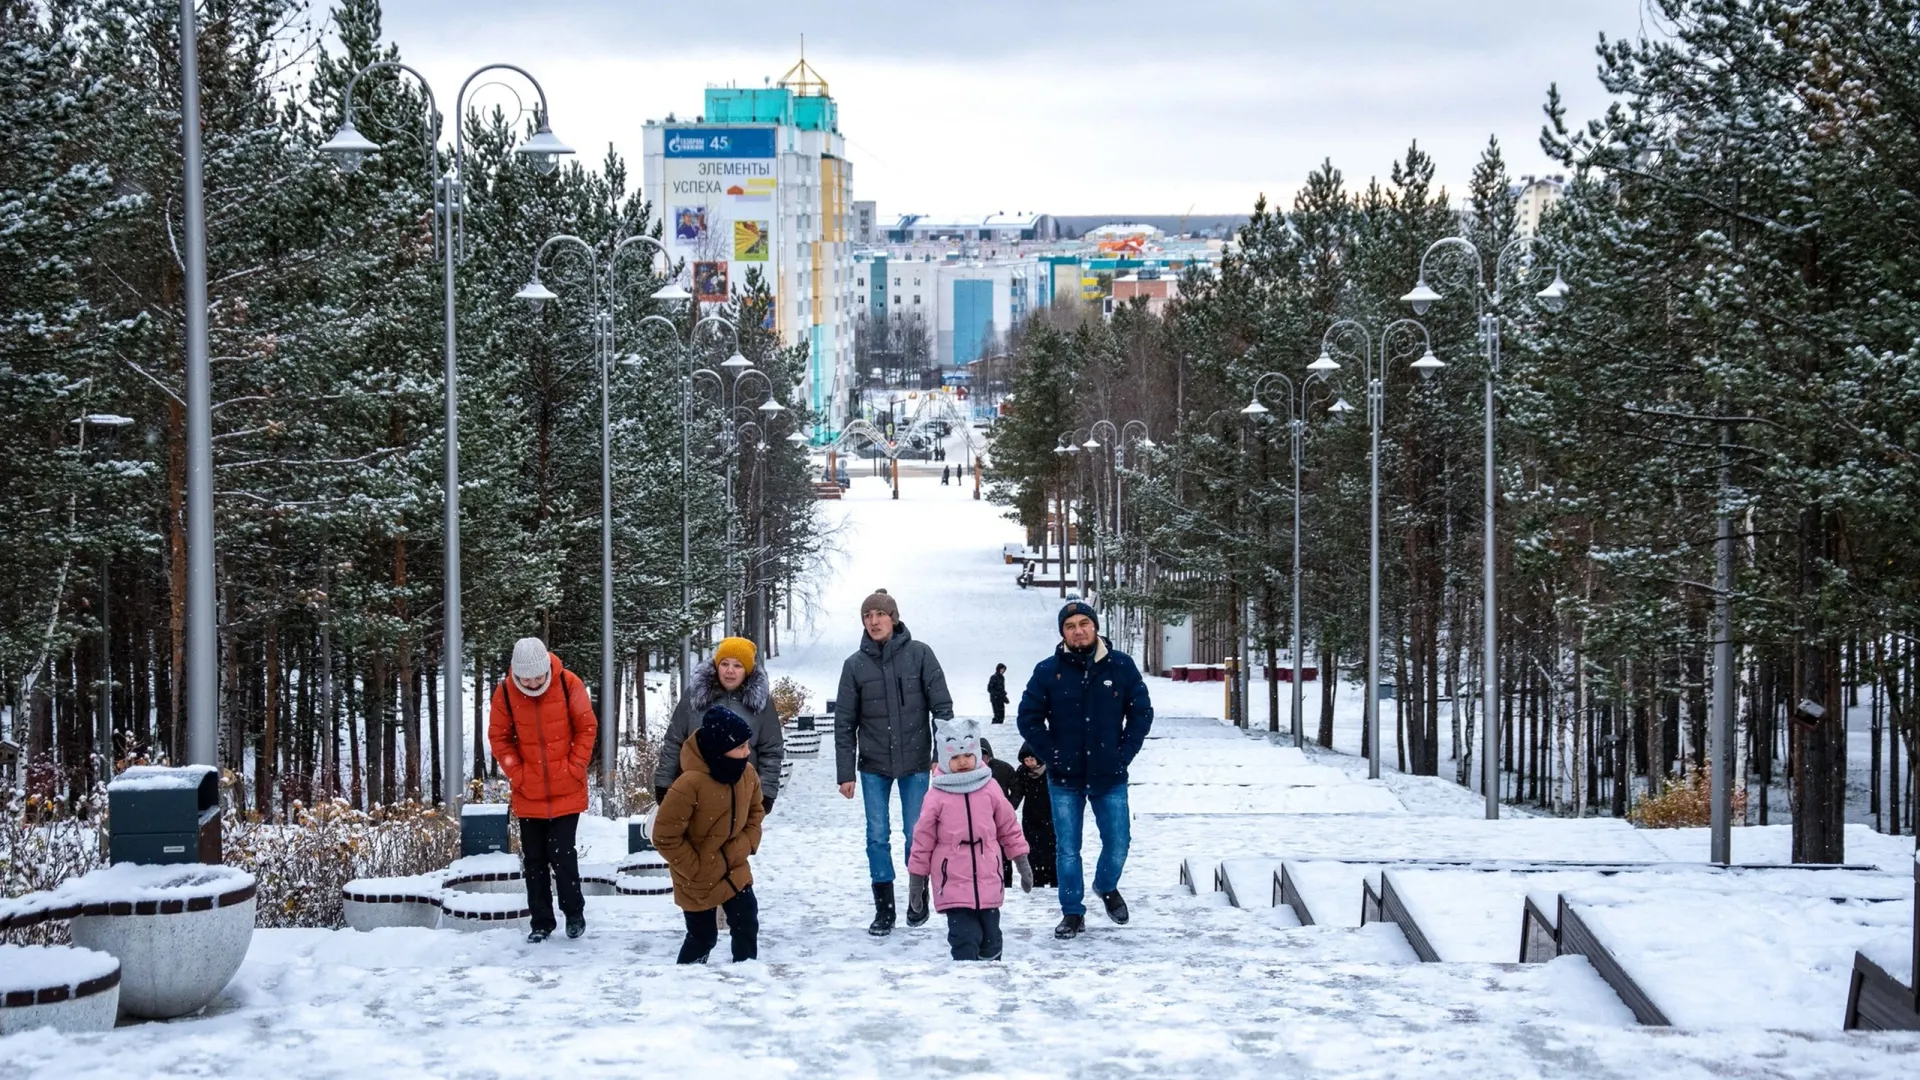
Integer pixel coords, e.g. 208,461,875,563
654,636,786,813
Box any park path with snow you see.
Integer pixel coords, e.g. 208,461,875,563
2,475,1915,1077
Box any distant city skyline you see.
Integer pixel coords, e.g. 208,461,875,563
377,0,1649,217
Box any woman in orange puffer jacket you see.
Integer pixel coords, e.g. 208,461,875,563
487,637,599,942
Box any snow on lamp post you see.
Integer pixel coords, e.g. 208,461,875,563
518,234,677,810
1401,236,1568,818
321,60,573,812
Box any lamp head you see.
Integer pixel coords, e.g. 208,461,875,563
515,277,558,305
787,430,809,444
319,118,380,174
652,282,692,303
1328,397,1355,416
515,122,574,176
1307,351,1341,373
620,354,644,368
759,397,785,413
1138,436,1155,449
1082,437,1100,450
76,413,135,428
723,352,752,370
1239,398,1269,417
1411,349,1446,381
1537,271,1570,313
1401,278,1442,316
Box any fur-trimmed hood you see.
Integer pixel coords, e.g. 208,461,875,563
687,658,771,715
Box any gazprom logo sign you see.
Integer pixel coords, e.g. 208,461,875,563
664,127,776,159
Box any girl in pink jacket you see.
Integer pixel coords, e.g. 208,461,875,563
908,719,1033,960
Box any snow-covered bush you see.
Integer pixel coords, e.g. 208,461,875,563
222,800,457,928
0,792,104,945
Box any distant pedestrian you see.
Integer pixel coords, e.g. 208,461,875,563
1016,601,1154,939
1010,744,1058,888
907,720,1033,961
654,637,784,814
835,589,955,935
988,663,1009,723
653,705,765,964
487,638,598,943
1017,561,1034,589
941,464,951,485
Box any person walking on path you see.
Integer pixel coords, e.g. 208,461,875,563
653,706,766,964
835,588,955,936
988,663,1009,723
1010,743,1058,888
1016,601,1153,939
907,720,1033,961
487,637,599,943
979,738,1019,886
654,636,785,813
941,464,951,486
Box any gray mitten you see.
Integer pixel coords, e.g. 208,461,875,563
1013,854,1034,893
907,873,931,926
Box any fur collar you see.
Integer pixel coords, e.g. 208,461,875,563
688,659,770,714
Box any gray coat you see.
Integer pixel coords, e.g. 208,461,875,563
834,622,954,783
654,661,785,801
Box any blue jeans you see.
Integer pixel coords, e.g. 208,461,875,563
1048,781,1131,916
860,770,929,884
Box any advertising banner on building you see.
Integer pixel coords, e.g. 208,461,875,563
661,126,778,315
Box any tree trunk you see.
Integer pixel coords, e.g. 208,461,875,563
1790,506,1845,863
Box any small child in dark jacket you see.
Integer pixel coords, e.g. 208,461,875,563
1010,743,1058,888
908,720,1032,961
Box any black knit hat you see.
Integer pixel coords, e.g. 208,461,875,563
1058,600,1098,635
699,704,753,751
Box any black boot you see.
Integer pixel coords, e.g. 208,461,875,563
566,914,586,939
868,882,897,937
1101,889,1130,925
1054,914,1085,939
527,927,552,944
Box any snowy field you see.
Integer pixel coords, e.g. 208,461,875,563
3,475,1916,1077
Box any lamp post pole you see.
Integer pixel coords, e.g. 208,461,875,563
520,235,673,806
179,0,217,769
636,312,739,698
1317,320,1441,778
322,61,573,810
1243,370,1334,748
1402,239,1568,816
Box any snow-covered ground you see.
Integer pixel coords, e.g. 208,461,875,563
3,475,1916,1076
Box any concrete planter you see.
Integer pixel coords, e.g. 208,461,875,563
0,863,255,1022
341,875,443,932
0,945,121,1036
438,891,530,933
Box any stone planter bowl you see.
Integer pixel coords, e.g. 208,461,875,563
0,945,121,1036
24,864,259,1020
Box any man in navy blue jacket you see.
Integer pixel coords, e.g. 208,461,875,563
1016,600,1153,939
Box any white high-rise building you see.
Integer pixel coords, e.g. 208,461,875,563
642,57,855,436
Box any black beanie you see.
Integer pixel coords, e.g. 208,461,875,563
1058,600,1098,635
700,704,753,749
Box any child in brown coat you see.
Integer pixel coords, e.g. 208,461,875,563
653,705,766,963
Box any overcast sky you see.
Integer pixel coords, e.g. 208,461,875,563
374,0,1652,216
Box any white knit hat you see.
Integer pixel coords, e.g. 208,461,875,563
510,637,551,694
936,719,981,766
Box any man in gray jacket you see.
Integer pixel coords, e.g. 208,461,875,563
835,588,953,936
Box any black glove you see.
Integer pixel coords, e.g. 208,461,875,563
652,786,668,806
762,795,776,814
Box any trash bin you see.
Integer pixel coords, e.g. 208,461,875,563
106,765,221,866
460,803,511,856
1377,681,1397,700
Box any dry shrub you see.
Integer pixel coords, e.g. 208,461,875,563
1628,770,1749,829
223,799,457,928
597,740,662,819
0,791,105,945
771,676,811,722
